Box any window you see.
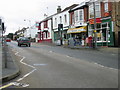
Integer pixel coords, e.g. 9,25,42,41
64,14,67,24
95,3,101,17
79,10,83,20
89,4,94,18
55,18,57,27
44,20,48,28
60,16,62,24
89,2,101,18
38,23,41,30
75,10,79,22
72,14,74,24
104,2,108,12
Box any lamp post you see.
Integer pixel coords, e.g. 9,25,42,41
93,1,97,48
106,23,109,47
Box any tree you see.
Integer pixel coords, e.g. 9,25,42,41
7,33,13,40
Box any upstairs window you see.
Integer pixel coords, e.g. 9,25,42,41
38,23,41,30
60,16,62,24
89,2,101,19
79,9,83,20
64,14,67,24
55,18,57,27
75,10,79,22
104,2,108,12
44,20,48,28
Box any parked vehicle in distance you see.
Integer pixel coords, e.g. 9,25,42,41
17,37,31,47
6,38,11,42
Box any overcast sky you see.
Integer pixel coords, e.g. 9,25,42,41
0,0,85,35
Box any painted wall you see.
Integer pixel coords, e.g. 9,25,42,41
53,10,70,30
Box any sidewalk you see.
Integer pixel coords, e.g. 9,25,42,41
34,42,119,54
1,42,20,83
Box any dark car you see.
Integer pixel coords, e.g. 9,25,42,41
17,37,31,47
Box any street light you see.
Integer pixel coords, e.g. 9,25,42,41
106,23,109,47
93,1,97,48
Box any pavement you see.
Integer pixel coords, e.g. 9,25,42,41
0,41,119,84
1,42,20,83
38,41,119,54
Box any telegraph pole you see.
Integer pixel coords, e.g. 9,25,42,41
93,1,97,48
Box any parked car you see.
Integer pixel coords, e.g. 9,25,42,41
17,37,31,47
6,38,11,42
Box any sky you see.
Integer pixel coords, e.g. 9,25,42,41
0,0,85,35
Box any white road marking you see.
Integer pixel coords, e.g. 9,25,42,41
49,51,53,53
15,52,19,55
33,64,47,66
13,49,37,83
94,63,117,70
10,82,29,87
20,57,36,69
17,69,36,82
66,55,73,59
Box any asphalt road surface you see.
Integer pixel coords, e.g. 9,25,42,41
5,41,118,88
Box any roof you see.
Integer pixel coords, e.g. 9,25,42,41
69,1,89,12
62,4,79,12
39,4,79,23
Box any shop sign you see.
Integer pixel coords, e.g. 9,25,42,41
104,12,110,17
89,18,101,24
67,26,87,34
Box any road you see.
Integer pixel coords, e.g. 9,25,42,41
4,41,118,88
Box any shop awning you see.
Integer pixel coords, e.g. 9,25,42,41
67,26,87,34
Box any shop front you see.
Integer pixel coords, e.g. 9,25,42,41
88,17,114,46
67,26,87,46
53,27,68,45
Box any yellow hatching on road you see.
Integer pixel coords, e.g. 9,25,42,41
0,83,13,89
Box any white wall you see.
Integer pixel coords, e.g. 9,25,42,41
41,19,52,40
24,25,38,38
30,25,38,38
52,10,70,30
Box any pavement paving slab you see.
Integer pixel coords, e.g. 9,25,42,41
1,44,20,83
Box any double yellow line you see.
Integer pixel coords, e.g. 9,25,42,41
0,83,13,89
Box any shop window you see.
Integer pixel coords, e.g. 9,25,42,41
96,23,101,29
89,24,94,29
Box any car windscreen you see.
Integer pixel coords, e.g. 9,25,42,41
21,38,30,41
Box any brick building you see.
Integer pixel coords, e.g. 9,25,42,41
88,1,115,46
112,1,120,47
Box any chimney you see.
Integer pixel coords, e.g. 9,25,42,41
57,6,61,13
